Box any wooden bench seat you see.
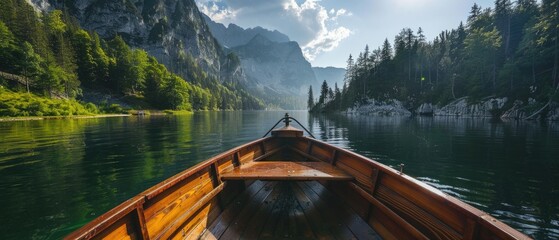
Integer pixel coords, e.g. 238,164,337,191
220,161,354,181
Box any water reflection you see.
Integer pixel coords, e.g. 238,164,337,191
309,113,559,239
0,112,557,239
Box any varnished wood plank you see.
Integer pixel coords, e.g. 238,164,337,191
374,185,462,240
240,181,284,239
219,181,276,239
267,182,314,239
144,170,211,221
348,182,428,239
378,175,466,235
252,146,286,162
304,181,382,240
257,184,286,239
233,152,241,167
92,213,139,240
198,229,218,240
146,179,214,238
291,182,332,239
289,146,325,162
65,196,144,240
328,182,370,220
208,180,268,238
140,138,269,200
134,204,149,240
329,149,338,165
257,182,315,239
220,161,353,181
464,218,479,240
169,201,213,240
153,183,225,239
296,182,356,239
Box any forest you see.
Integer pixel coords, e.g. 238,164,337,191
310,0,559,115
0,0,264,117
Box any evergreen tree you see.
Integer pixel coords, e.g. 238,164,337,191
307,85,314,110
20,42,44,92
319,80,329,104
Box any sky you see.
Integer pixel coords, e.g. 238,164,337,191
196,0,495,68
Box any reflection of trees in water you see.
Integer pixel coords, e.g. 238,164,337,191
0,118,98,239
307,114,559,239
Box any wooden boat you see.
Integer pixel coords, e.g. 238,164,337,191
66,114,530,240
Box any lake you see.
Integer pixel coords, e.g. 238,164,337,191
0,111,557,239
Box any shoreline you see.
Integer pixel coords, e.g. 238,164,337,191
0,114,131,122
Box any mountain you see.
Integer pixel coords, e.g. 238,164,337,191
312,66,346,90
202,15,316,108
10,0,266,110
30,0,243,83
232,34,316,95
202,14,289,48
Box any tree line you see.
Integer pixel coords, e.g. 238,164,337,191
310,0,558,113
0,0,264,112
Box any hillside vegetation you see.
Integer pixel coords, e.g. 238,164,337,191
0,0,264,117
311,0,559,116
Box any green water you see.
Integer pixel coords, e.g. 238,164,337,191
0,111,557,239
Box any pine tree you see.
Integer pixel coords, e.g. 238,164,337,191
319,80,329,104
307,85,314,110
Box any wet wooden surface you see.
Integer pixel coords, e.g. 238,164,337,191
220,161,354,181
207,180,381,240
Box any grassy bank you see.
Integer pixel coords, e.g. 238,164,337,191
0,88,196,121
0,88,101,117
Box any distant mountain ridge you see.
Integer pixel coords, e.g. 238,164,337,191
202,14,289,48
202,15,316,109
232,34,316,94
312,66,346,90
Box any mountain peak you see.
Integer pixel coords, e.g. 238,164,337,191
247,34,273,46
202,13,289,47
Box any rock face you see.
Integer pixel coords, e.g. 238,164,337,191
26,0,50,12
433,97,507,117
202,14,289,48
232,34,317,95
36,0,241,83
547,103,559,121
416,103,435,115
346,99,412,116
203,15,316,97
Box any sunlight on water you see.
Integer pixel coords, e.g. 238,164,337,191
0,111,558,239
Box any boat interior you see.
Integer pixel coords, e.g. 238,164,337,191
66,126,529,240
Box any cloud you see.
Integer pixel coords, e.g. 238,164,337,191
197,1,236,22
196,0,352,61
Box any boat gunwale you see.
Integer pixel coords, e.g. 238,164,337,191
64,136,271,240
140,137,271,199
64,196,145,240
301,136,530,239
65,133,531,240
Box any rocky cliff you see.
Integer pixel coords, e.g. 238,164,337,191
30,0,243,83
417,97,559,121
232,34,316,95
345,99,411,116
202,14,289,48
203,15,316,106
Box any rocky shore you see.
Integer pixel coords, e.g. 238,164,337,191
342,97,559,121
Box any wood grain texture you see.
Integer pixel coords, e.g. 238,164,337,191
66,133,531,240
207,181,380,240
220,161,354,181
